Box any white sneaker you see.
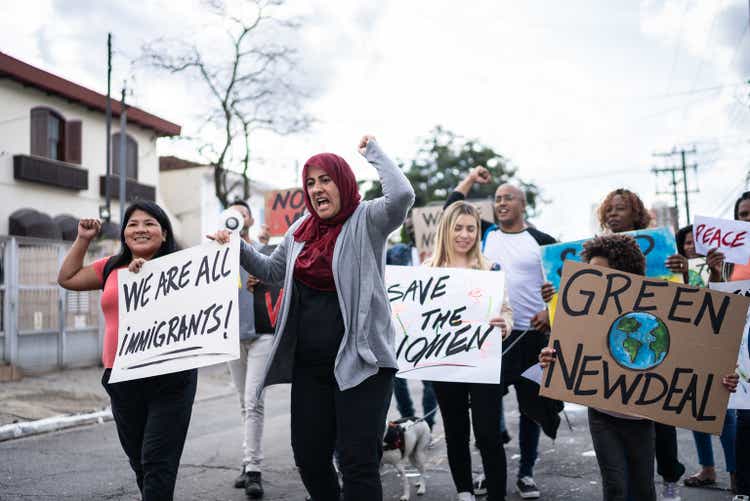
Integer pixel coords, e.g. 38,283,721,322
457,492,476,501
516,476,540,499
473,474,487,495
662,482,681,501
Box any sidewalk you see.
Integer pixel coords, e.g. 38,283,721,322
0,364,236,441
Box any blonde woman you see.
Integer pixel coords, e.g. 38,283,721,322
427,201,513,501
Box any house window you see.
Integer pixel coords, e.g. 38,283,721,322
112,133,138,180
29,107,81,164
47,114,62,160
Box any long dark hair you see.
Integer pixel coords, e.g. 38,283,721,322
675,225,692,257
102,201,178,285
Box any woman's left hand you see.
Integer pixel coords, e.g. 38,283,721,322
706,248,725,275
358,135,376,156
489,316,508,339
723,372,740,393
541,281,556,303
665,253,688,274
129,258,146,274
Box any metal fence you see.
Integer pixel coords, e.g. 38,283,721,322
1,236,117,374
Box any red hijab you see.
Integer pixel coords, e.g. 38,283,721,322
293,153,361,291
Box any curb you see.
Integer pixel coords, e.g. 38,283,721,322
0,389,235,443
0,409,113,442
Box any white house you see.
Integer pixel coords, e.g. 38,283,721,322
0,51,181,240
159,156,276,247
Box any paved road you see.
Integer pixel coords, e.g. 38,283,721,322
0,381,736,500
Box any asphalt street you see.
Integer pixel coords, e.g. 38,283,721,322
0,381,736,500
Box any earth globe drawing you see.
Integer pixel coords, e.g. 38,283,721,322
608,311,670,371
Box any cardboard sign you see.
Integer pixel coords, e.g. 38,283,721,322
710,280,750,410
109,240,240,383
541,227,683,323
688,258,710,288
252,245,284,334
694,215,750,265
386,265,504,384
412,200,495,260
539,261,750,434
264,187,306,237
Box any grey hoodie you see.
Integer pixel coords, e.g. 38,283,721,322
239,139,415,391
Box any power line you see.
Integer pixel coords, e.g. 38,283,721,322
651,147,699,226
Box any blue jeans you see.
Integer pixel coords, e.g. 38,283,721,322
392,377,437,428
499,392,540,479
692,410,737,472
736,410,750,494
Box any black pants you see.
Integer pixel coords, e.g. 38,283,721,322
654,422,685,482
736,410,750,494
432,381,506,501
102,368,197,501
588,409,656,501
291,366,394,501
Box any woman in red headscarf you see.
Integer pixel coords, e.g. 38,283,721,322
210,135,415,501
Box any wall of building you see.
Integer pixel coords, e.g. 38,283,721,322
0,79,162,235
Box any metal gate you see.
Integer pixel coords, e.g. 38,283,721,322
1,236,115,374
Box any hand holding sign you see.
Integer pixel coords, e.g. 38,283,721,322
694,215,750,265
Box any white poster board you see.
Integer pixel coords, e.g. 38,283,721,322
710,280,750,409
109,240,240,383
386,265,504,384
694,215,750,265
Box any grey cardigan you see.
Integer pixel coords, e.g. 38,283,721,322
239,140,415,391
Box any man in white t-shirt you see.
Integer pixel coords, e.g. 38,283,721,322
445,167,562,500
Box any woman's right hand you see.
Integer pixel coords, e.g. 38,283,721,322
77,218,101,242
469,165,491,185
539,346,557,368
206,229,232,244
246,274,261,292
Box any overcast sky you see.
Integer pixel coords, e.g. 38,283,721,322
1,0,749,240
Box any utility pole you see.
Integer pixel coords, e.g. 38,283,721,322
651,147,698,227
119,82,128,226
102,33,112,223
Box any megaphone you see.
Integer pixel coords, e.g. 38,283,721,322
219,208,244,234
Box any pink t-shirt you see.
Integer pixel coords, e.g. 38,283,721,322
92,257,122,368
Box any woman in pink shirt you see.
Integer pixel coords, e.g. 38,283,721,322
57,201,195,501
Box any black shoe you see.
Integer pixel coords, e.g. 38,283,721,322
234,470,246,488
245,471,264,499
502,430,512,444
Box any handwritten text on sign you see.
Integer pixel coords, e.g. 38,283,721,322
541,227,682,323
694,215,750,265
109,240,240,383
539,261,749,434
710,280,750,410
264,187,306,237
385,265,504,384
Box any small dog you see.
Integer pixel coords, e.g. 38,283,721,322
382,417,431,501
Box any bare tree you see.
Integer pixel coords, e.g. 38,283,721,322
142,0,313,207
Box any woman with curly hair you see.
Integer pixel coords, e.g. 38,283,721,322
595,188,690,500
539,234,738,501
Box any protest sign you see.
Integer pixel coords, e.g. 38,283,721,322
386,265,504,384
264,187,306,237
541,227,682,322
252,245,284,334
688,258,709,288
694,215,750,265
710,280,750,409
109,240,240,383
412,200,494,260
539,261,750,434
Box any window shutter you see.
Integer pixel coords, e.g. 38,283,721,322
64,120,82,164
127,136,138,180
30,108,49,157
